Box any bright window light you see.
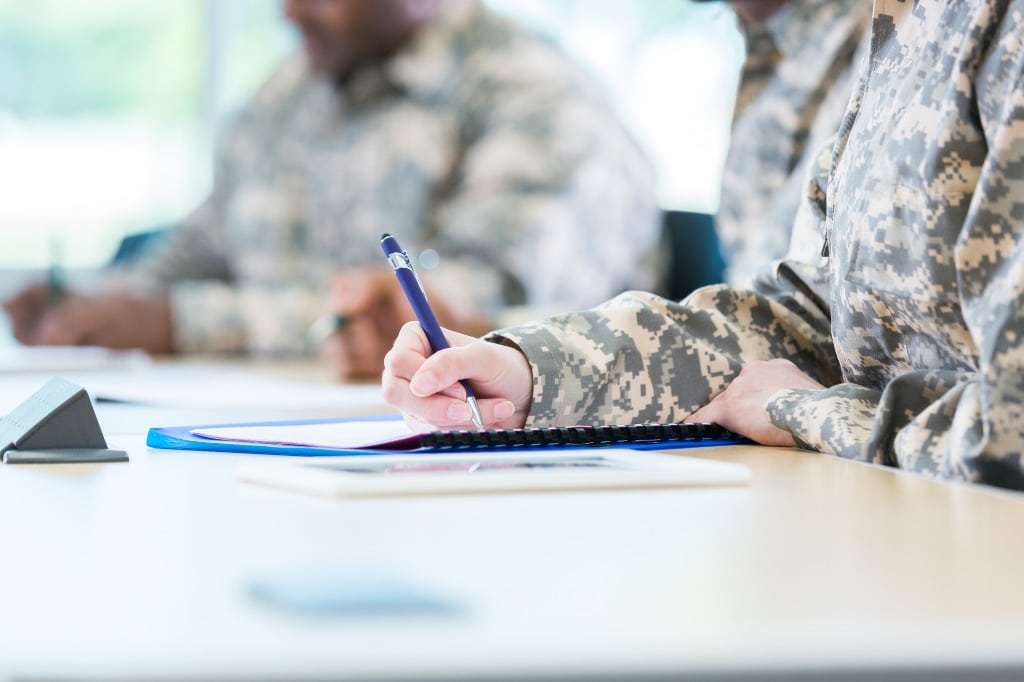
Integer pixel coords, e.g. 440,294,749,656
0,0,741,269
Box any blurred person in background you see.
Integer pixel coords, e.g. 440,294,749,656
2,0,657,378
714,0,869,286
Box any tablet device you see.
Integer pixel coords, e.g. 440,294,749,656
236,449,750,497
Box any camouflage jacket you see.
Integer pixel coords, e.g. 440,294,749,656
497,0,1024,490
718,0,869,286
107,0,657,355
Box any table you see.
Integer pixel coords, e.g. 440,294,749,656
2,363,1024,680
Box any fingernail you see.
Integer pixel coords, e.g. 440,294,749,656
493,401,515,421
410,370,439,396
446,402,471,422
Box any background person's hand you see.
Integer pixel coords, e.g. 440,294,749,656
2,281,53,343
30,293,175,353
381,321,533,431
685,358,825,446
322,266,491,381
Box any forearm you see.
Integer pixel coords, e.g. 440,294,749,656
492,277,838,428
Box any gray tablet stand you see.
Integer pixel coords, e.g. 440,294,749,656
0,377,128,464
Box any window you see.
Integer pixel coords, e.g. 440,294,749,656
0,0,741,269
0,0,291,268
487,0,744,212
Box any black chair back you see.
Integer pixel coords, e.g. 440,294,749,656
659,210,726,301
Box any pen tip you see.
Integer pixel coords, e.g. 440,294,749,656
380,233,391,240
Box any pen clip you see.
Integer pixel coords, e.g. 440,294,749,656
386,248,429,294
386,251,413,271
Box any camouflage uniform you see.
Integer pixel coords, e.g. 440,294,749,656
495,0,1024,490
719,0,869,285
107,0,657,356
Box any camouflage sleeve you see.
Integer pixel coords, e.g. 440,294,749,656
434,40,659,311
167,279,324,355
766,32,1024,489
105,124,237,296
490,261,840,427
103,118,309,355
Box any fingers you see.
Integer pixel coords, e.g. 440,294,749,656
380,319,503,399
321,334,354,381
330,316,393,380
382,321,462,397
331,267,410,318
330,269,373,316
3,282,51,342
325,268,418,381
32,297,99,345
403,339,501,398
682,359,805,448
381,321,525,429
683,403,715,425
383,371,518,429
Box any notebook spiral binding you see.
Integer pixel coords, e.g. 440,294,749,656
417,422,740,450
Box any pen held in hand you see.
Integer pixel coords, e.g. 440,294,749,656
47,236,66,305
380,233,485,430
309,313,349,345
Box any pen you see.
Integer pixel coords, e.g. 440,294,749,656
308,313,349,345
47,236,66,305
380,233,485,431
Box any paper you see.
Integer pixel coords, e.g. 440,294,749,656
0,345,150,373
72,364,388,410
193,419,416,449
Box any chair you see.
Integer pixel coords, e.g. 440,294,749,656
658,209,727,301
109,227,168,266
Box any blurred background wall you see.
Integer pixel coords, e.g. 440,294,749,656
0,0,742,269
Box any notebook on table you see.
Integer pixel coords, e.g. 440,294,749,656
146,415,747,457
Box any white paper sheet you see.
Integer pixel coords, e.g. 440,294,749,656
0,345,150,373
0,364,388,414
193,420,413,449
84,365,388,410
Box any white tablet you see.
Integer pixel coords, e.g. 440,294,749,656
236,449,750,497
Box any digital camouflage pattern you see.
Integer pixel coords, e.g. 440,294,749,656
495,0,1024,490
106,0,657,355
719,0,869,285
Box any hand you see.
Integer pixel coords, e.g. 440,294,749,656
382,321,533,431
322,266,491,381
2,282,51,343
29,293,175,353
685,358,825,447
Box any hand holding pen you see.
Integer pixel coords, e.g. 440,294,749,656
317,265,490,382
380,233,533,431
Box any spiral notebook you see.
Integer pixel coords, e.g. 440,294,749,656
146,415,746,457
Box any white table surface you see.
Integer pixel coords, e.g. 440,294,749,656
2,366,1024,680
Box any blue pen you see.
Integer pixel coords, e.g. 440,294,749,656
380,233,485,430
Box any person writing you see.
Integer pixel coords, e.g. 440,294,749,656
3,0,657,377
381,0,1024,491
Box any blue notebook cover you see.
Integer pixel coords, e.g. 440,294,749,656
146,415,747,457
